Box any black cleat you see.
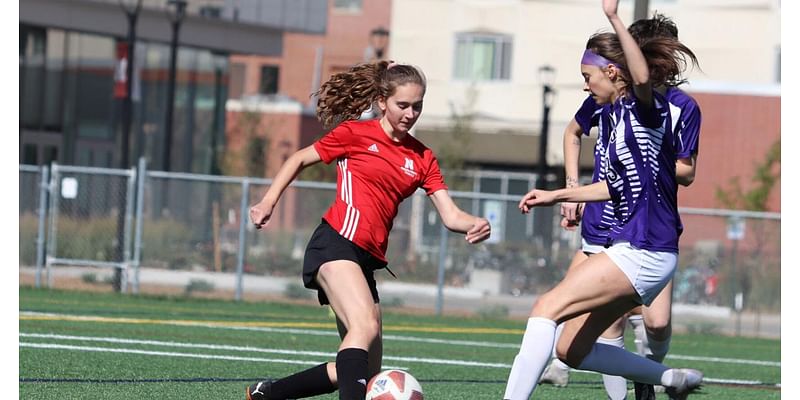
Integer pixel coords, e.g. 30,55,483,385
634,381,656,400
246,380,273,400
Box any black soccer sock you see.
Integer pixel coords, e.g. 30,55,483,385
335,348,369,400
268,363,336,399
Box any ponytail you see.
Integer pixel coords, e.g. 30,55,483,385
313,60,427,129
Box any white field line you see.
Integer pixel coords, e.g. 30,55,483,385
19,311,780,367
19,333,509,369
19,333,778,387
18,342,407,371
19,342,321,366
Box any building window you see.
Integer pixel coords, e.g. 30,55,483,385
454,33,513,81
259,65,279,95
333,0,362,13
199,5,222,18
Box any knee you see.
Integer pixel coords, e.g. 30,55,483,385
645,317,671,338
348,314,381,342
531,292,564,320
555,339,591,368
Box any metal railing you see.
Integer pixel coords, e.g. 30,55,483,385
19,161,781,337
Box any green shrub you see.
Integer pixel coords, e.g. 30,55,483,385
81,273,97,284
685,321,720,335
284,283,312,299
184,279,214,295
141,218,199,270
19,214,39,266
382,297,405,308
476,304,509,319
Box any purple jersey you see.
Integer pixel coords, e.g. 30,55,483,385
575,88,701,249
664,87,701,159
574,97,617,246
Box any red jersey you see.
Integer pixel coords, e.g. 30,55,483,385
313,119,448,262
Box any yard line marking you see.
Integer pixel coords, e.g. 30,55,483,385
663,354,780,367
18,342,404,371
20,342,322,366
20,333,510,369
20,311,520,334
19,340,781,388
20,311,780,367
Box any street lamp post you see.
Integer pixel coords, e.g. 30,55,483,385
634,0,650,21
115,0,142,293
119,0,143,170
537,65,556,189
163,0,187,172
365,27,390,62
536,65,556,264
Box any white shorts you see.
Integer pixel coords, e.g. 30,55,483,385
581,239,605,255
601,241,677,306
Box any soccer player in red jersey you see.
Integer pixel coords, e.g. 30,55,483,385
246,60,491,400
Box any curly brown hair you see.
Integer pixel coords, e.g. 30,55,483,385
313,61,427,129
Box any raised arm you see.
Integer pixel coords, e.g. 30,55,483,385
428,189,491,244
603,0,652,107
249,145,322,229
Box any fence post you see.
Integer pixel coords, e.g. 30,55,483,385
235,179,251,301
46,163,60,288
132,157,147,294
435,222,448,316
34,165,50,288
121,165,137,293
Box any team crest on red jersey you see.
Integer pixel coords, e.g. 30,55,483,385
401,157,417,178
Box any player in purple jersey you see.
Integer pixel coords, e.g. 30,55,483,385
502,1,701,399
540,14,701,400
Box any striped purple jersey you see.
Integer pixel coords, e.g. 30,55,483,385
574,88,698,252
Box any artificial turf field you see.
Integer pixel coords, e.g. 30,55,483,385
19,286,780,399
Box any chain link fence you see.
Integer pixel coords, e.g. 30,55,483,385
19,162,781,338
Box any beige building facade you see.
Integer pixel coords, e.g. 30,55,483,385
389,0,781,169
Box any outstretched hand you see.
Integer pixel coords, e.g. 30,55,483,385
602,0,619,18
518,189,559,214
249,201,274,230
465,217,491,244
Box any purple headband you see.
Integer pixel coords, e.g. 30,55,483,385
581,49,620,69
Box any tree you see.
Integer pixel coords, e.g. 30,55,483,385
221,110,269,178
435,85,479,191
714,139,781,316
715,139,780,211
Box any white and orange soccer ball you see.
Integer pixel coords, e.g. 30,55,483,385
365,370,424,400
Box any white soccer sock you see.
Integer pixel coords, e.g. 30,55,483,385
503,317,556,400
552,323,565,358
577,342,668,385
628,315,648,356
646,335,671,363
551,357,570,371
596,336,629,400
549,323,570,371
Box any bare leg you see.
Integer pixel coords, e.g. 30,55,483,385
316,260,380,399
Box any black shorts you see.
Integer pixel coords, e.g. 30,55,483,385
302,219,388,305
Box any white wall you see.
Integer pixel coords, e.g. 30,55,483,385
389,0,781,163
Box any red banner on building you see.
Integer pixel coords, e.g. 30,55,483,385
114,42,129,99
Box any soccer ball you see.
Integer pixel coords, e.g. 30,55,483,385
365,369,424,400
